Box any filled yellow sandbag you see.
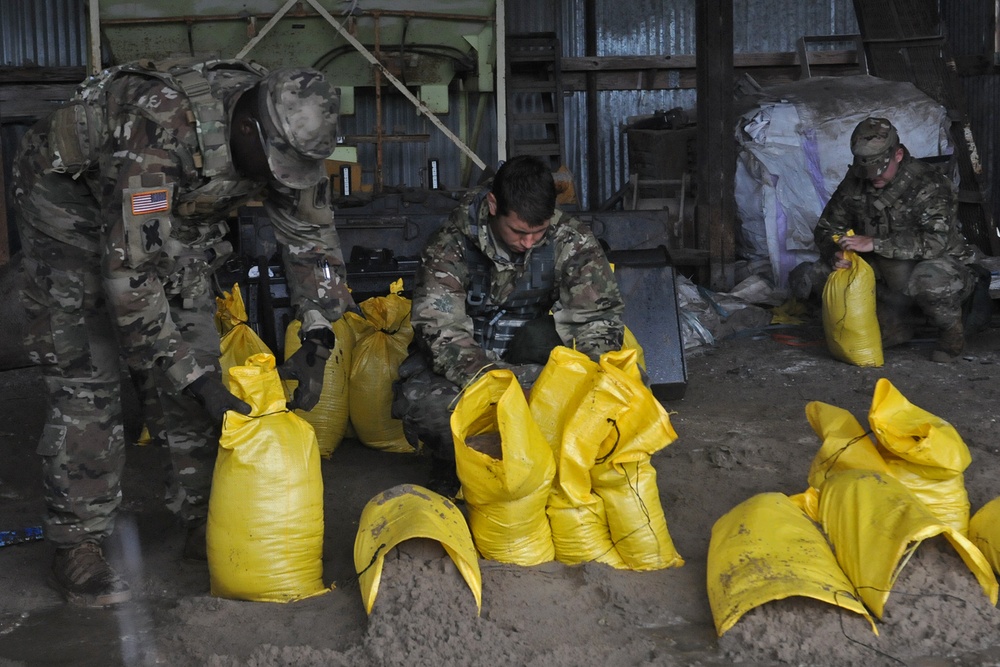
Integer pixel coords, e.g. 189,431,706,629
452,369,555,565
215,284,272,387
530,347,625,567
969,497,1000,575
821,243,882,367
818,469,996,618
344,293,414,453
207,353,327,603
589,350,683,571
707,492,875,637
868,378,972,533
284,318,354,458
789,400,889,520
354,484,481,614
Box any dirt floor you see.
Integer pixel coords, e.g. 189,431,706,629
2,309,1000,666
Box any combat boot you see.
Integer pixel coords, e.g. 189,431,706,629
183,521,208,560
931,322,965,363
51,540,131,607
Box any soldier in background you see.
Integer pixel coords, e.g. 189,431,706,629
11,59,352,606
392,155,625,496
813,117,982,363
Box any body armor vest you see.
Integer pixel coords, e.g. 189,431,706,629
463,191,556,357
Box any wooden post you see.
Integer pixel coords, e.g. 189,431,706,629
0,137,8,265
696,0,736,290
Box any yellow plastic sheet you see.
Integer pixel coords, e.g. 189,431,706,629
354,484,482,615
452,370,555,565
822,244,883,367
707,492,875,637
215,284,273,387
344,293,415,453
969,497,1000,575
868,378,971,533
530,347,625,567
208,353,327,602
284,318,354,458
818,469,997,618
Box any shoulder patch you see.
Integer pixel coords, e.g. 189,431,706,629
131,189,170,215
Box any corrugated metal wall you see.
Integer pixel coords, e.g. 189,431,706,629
0,0,87,67
506,0,860,207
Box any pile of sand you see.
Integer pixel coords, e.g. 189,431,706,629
719,537,1000,665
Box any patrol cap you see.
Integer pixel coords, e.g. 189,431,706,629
257,67,340,189
850,117,900,179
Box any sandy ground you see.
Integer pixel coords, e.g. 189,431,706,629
2,310,1000,666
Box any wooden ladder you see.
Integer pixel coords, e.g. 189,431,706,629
505,32,565,170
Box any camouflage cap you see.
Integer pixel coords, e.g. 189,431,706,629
850,117,900,179
257,67,340,189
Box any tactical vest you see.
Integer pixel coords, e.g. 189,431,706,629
463,191,556,357
49,58,265,182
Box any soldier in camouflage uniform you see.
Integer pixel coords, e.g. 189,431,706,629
813,117,980,363
392,155,625,495
11,59,353,606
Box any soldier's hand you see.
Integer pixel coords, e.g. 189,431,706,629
838,234,874,254
279,328,335,412
832,251,852,270
186,374,252,421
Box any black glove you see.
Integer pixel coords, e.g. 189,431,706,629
279,329,335,412
185,374,252,421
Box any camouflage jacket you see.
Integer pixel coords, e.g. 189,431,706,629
21,60,351,390
412,186,625,388
814,154,976,265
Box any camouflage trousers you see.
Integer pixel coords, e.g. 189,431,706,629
803,255,975,329
15,173,221,547
870,256,974,330
390,352,541,461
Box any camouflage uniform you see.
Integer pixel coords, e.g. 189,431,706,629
813,152,977,338
392,183,625,458
11,60,352,546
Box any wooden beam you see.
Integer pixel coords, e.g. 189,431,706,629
0,67,86,84
696,0,736,291
0,84,79,122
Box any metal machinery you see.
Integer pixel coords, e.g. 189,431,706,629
96,0,687,398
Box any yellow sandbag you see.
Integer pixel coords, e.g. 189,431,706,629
590,350,683,570
791,401,889,520
868,378,971,533
530,347,625,567
818,469,997,618
592,458,683,571
344,293,415,453
969,497,1000,575
707,492,875,637
216,284,272,387
822,245,882,367
452,369,555,565
284,318,354,458
354,484,482,614
207,353,327,602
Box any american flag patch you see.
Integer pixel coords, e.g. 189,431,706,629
130,189,169,215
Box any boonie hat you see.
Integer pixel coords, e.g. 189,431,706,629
850,117,900,179
257,67,340,189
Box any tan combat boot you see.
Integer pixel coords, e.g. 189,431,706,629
931,322,965,363
51,540,131,606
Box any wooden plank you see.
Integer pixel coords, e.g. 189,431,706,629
0,84,77,122
561,49,860,72
0,67,86,84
